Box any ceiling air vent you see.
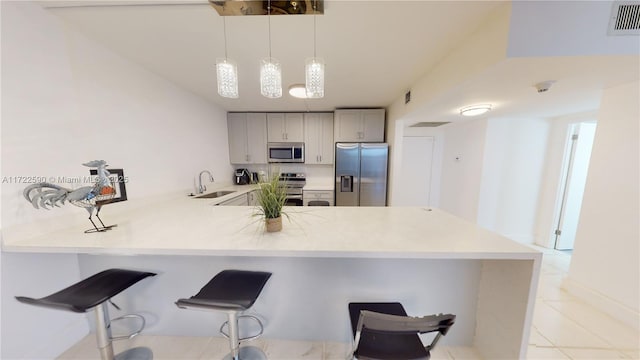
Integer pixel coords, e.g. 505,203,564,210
409,122,450,128
608,1,640,35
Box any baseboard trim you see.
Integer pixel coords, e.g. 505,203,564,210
563,277,640,330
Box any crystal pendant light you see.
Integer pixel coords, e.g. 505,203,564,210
216,16,238,98
305,0,324,98
260,0,282,98
261,58,282,98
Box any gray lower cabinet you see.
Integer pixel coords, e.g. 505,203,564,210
248,190,259,206
218,193,249,206
303,190,334,206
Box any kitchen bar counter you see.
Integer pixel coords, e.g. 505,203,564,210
3,193,536,259
2,194,541,359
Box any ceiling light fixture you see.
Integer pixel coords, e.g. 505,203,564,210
288,84,307,99
305,0,324,98
260,0,282,98
216,15,238,98
460,104,492,117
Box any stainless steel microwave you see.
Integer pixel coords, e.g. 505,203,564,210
267,142,305,163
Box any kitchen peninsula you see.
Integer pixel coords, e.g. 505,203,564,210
2,188,541,359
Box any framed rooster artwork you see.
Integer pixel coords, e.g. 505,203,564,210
89,168,128,203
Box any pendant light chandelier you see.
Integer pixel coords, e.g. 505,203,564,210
305,0,324,98
260,0,282,98
216,15,238,98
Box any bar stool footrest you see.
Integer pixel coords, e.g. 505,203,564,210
109,314,147,341
220,315,264,342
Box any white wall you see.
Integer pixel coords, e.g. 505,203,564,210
477,117,550,243
438,119,488,222
508,1,640,57
1,2,232,358
565,80,640,329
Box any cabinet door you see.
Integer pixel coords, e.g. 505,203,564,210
228,113,249,164
334,109,362,142
304,113,321,164
268,113,304,142
246,113,267,164
284,113,304,142
303,190,334,206
248,190,260,206
219,193,248,206
318,113,334,164
361,109,385,142
304,113,333,164
267,113,285,142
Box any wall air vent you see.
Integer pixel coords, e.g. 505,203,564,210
608,1,640,35
409,122,450,128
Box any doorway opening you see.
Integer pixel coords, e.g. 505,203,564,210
553,121,597,250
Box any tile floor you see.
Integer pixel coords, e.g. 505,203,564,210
58,247,639,359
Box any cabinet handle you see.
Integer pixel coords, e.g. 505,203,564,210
319,155,322,162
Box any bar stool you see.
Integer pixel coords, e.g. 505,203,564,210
15,268,156,360
176,270,272,360
348,302,455,360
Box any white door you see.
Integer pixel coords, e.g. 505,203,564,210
395,136,435,206
554,122,597,250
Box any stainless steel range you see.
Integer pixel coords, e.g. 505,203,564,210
279,172,306,206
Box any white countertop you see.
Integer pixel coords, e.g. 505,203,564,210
2,186,540,260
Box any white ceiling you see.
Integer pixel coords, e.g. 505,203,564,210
38,0,639,126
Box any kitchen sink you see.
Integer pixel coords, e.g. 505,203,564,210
194,191,236,199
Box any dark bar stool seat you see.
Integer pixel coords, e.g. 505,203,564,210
16,268,156,360
176,270,272,360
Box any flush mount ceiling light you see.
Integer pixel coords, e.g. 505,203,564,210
288,84,307,99
260,0,282,98
460,104,492,117
215,16,238,98
305,0,324,98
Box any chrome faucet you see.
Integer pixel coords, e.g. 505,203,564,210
197,170,214,194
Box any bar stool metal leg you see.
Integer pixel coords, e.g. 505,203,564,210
94,302,154,360
95,303,115,360
228,311,240,360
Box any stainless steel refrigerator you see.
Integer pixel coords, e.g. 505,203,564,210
335,143,388,206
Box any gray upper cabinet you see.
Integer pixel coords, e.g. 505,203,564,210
334,109,385,142
267,113,304,142
228,113,267,164
304,112,334,165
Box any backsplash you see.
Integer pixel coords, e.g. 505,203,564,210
231,164,334,185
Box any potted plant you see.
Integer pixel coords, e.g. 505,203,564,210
255,172,288,232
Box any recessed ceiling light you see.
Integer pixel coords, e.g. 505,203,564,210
288,84,307,99
460,104,492,117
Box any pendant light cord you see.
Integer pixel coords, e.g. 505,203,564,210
313,0,317,58
223,16,228,60
267,0,272,60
